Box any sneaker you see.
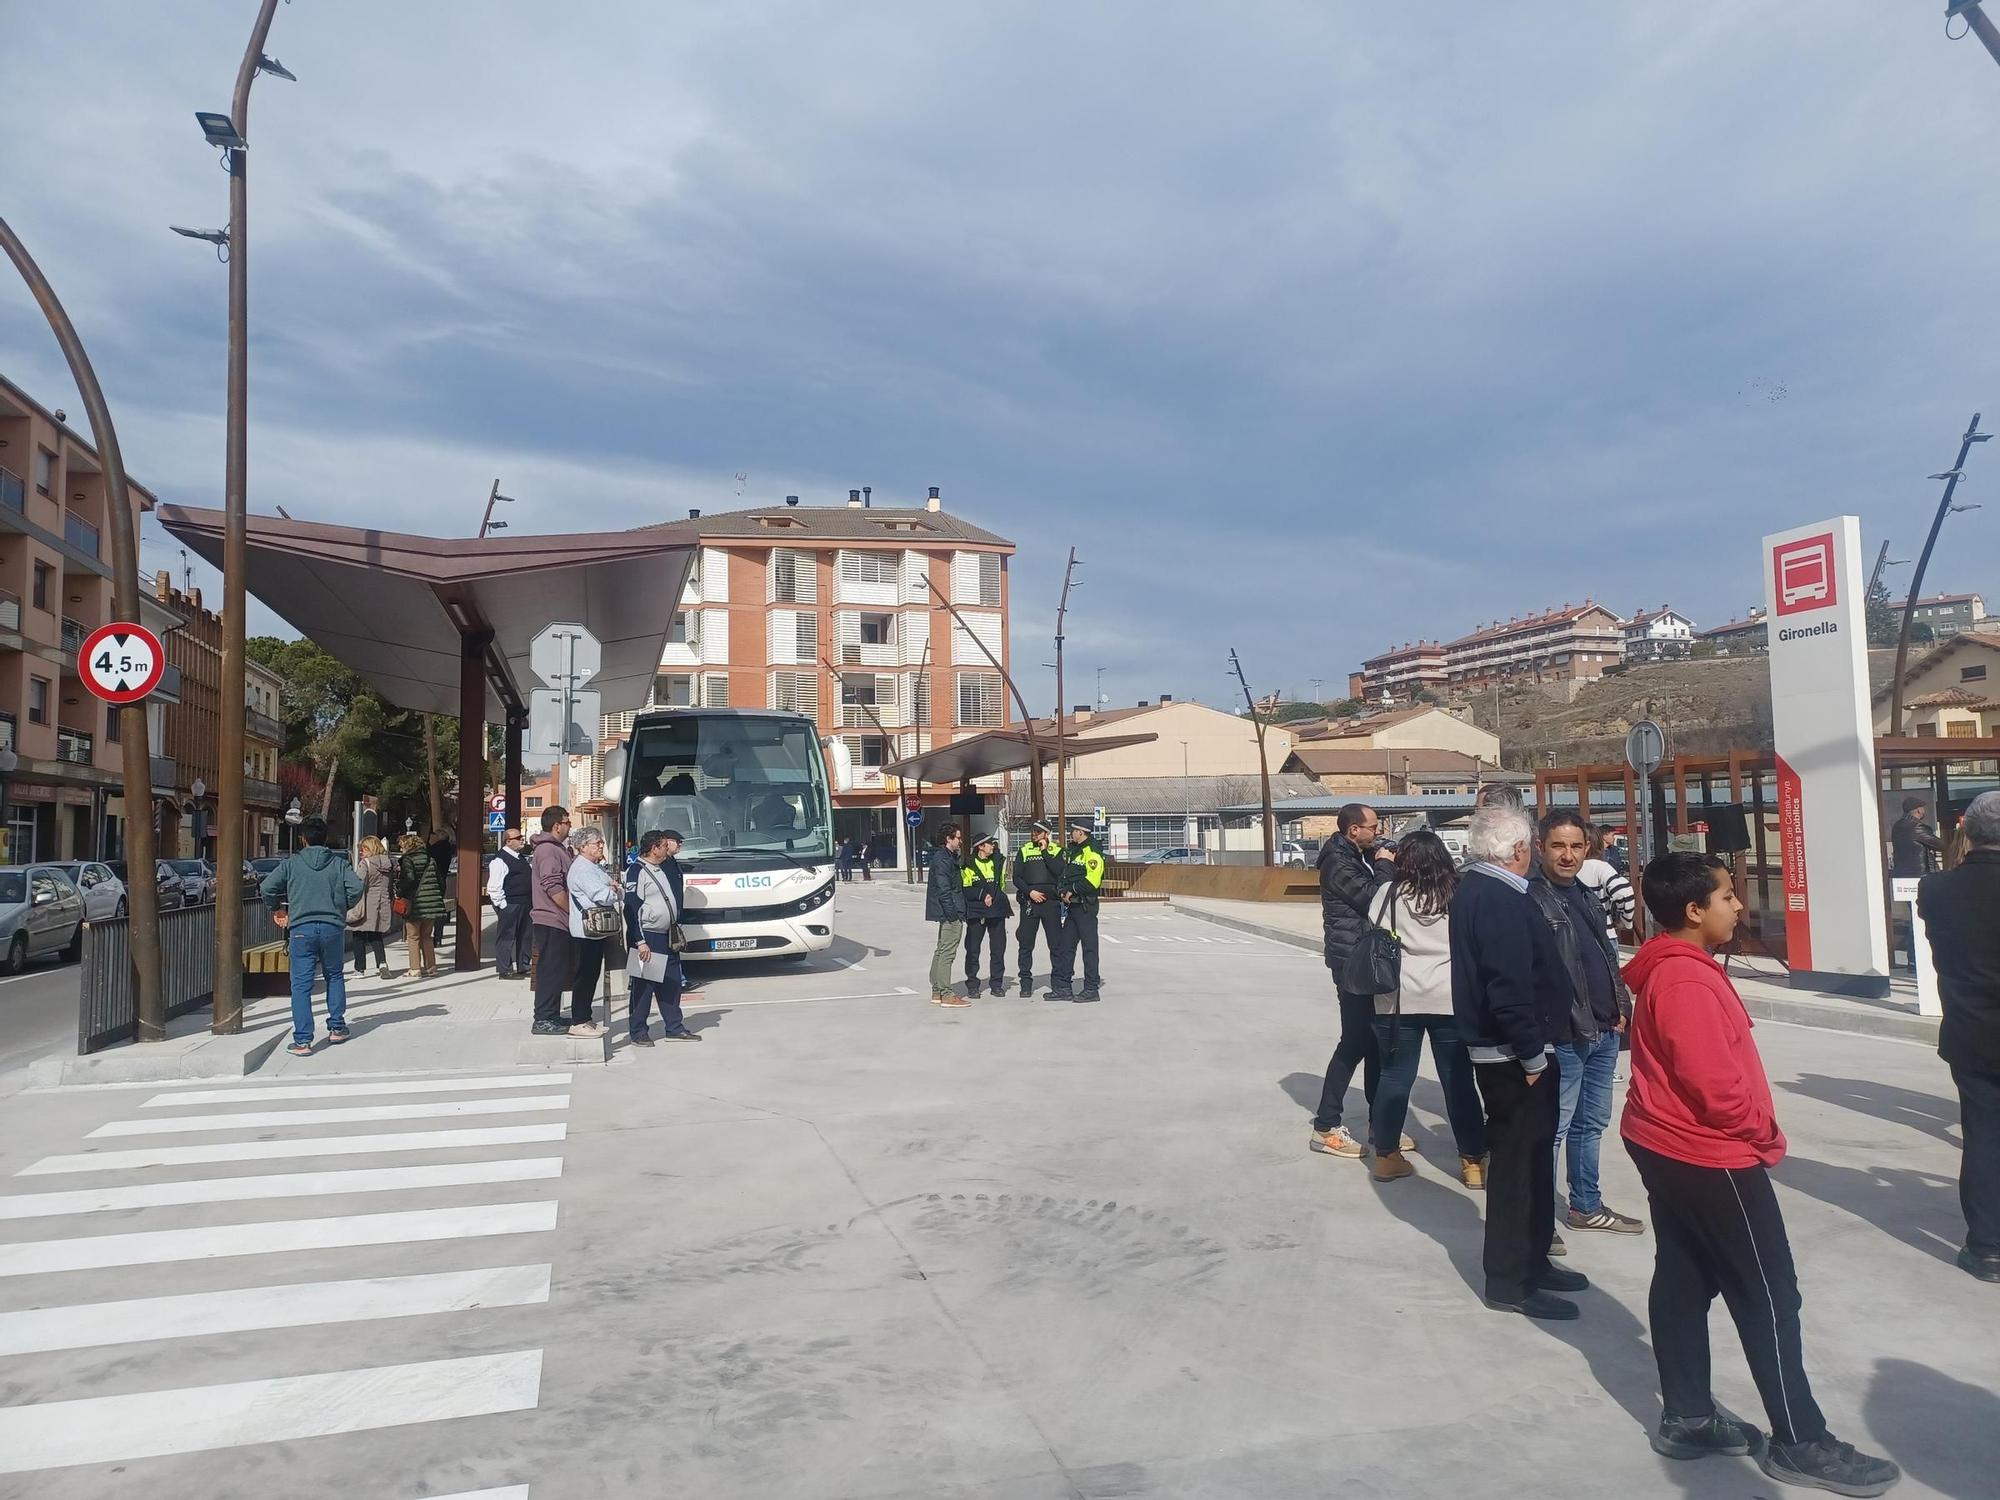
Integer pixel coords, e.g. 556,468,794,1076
1044,989,1072,1002
1758,1435,1901,1496
327,1027,351,1045
568,1020,606,1038
530,1021,565,1036
1309,1127,1366,1158
629,1032,656,1047
1537,1263,1589,1294
1549,1229,1569,1258
663,1029,703,1043
1460,1156,1487,1190
285,1041,314,1057
1568,1205,1646,1235
1485,1290,1579,1321
1652,1409,1759,1461
936,992,970,1008
1959,1246,2000,1283
1398,1132,1417,1153
1074,990,1101,1004
1372,1150,1415,1182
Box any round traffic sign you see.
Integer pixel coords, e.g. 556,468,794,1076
79,623,166,704
1625,719,1667,778
905,810,923,828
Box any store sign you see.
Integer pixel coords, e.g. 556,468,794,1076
1762,515,1889,995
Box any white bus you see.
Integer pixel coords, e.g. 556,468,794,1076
606,709,837,961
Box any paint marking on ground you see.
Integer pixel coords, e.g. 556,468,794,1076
143,1075,573,1107
91,1095,570,1138
0,1157,564,1220
20,1123,570,1176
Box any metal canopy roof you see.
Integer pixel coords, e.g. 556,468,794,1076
157,506,694,719
882,728,1158,785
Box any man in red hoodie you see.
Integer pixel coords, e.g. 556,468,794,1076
1621,852,1898,1496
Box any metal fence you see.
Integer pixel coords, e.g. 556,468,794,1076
78,900,282,1054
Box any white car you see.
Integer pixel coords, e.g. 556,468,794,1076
49,861,127,921
1138,846,1209,865
1277,841,1309,868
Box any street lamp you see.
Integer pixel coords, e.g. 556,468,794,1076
283,796,302,852
477,479,517,538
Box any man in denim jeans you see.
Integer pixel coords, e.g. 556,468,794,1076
1530,810,1643,1241
259,816,365,1058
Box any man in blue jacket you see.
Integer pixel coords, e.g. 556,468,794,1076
259,817,365,1058
1450,804,1588,1321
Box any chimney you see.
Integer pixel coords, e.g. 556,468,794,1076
848,489,863,509
784,495,799,507
688,508,701,519
154,570,170,600
1158,694,1173,703
926,485,941,513
862,485,872,508
1072,704,1092,722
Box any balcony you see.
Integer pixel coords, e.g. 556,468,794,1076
0,588,18,633
0,467,22,514
245,707,283,744
60,616,85,660
838,641,899,668
0,712,14,751
150,755,176,795
55,728,93,766
245,776,281,807
840,702,910,731
63,512,100,559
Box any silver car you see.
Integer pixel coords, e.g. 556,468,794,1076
0,865,85,973
48,861,128,921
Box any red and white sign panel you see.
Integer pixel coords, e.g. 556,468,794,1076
1761,516,1887,994
79,623,166,704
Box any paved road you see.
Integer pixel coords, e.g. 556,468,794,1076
0,958,81,1085
0,887,1985,1497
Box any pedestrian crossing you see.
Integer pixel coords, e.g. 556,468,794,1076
0,1069,568,1489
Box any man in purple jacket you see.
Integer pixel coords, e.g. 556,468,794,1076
528,805,578,1036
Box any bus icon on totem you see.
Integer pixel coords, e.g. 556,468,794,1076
1774,535,1835,616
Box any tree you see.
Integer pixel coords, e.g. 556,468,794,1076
1267,700,1334,724
1866,576,1900,647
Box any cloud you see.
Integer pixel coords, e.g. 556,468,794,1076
5,1,1999,707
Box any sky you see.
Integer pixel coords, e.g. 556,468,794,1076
4,2,2000,711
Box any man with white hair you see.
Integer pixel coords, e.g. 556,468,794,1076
1450,803,1588,1320
1918,789,2000,1283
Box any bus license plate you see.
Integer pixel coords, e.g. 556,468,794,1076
711,938,758,951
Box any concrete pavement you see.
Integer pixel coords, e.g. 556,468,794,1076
0,884,1986,1497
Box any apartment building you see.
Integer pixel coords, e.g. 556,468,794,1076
1357,640,1447,703
245,658,286,857
1442,602,1625,690
1697,609,1768,656
0,374,189,863
1909,592,1987,639
1623,605,1697,663
602,490,1015,845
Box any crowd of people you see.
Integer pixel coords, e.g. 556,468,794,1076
922,818,1105,1006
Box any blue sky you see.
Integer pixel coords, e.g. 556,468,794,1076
4,3,1999,709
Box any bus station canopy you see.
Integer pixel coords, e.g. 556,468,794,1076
156,506,695,720
882,727,1158,786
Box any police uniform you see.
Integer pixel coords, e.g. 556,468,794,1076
959,834,1013,997
1011,823,1062,996
1049,821,1106,1002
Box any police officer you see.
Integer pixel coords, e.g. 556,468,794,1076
1049,818,1106,1003
960,831,1013,997
1012,821,1062,997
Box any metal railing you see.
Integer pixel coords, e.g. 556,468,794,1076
245,707,283,744
59,616,84,658
63,512,100,558
0,467,22,513
55,728,93,765
0,588,18,632
0,712,14,752
244,776,281,806
78,901,282,1054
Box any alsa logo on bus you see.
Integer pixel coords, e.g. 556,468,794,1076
687,874,778,891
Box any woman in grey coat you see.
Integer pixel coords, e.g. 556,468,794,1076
348,834,398,978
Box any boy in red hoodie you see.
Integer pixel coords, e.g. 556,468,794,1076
1621,853,1898,1496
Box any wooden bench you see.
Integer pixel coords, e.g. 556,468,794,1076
243,940,290,998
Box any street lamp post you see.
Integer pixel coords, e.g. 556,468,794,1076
1889,412,1990,735
0,218,166,1037
204,0,291,1035
477,479,517,537
283,796,302,853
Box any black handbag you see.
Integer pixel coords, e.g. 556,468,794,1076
1341,882,1403,997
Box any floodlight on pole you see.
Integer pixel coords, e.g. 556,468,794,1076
255,55,297,82
195,111,246,151
171,224,230,246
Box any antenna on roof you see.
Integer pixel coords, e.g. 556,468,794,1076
734,472,747,497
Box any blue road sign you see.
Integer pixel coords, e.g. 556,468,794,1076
487,810,506,832
905,810,923,828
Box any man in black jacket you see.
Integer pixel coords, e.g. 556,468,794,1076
925,823,968,1008
1452,803,1588,1320
1892,795,1943,878
1918,790,2000,1282
1307,803,1402,1158
1530,811,1641,1245
1012,822,1061,997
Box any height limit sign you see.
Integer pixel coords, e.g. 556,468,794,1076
79,623,166,704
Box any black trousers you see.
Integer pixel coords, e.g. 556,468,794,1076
573,936,610,1023
1016,898,1061,980
495,902,533,977
532,924,575,1027
1474,1056,1560,1305
1311,987,1383,1133
1052,904,1100,993
1626,1140,1829,1445
964,918,1008,984
1953,1064,2000,1257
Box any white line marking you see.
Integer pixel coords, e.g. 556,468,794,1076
706,987,918,1008
0,1157,564,1220
21,1123,569,1176
0,1201,558,1278
1101,932,1122,944
145,1075,573,1107
92,1095,570,1138
0,1263,552,1356
418,1489,531,1500
0,1350,543,1474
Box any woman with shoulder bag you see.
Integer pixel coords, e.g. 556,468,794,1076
348,835,398,979
1365,830,1488,1188
563,827,619,1038
397,833,446,978
624,827,701,1046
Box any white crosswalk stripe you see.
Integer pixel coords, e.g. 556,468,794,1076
0,1070,571,1483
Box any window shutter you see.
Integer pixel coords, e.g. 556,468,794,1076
955,672,1003,726
950,611,1004,665
767,610,794,664
952,551,980,603
702,547,729,602
902,550,928,604
702,672,730,707
900,609,930,666
794,612,817,662
977,552,1001,606
701,609,729,664
836,610,861,664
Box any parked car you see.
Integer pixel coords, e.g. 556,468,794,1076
48,861,128,921
0,865,85,972
1136,845,1209,865
246,857,283,890
1277,841,1310,868
165,859,216,906
107,860,189,913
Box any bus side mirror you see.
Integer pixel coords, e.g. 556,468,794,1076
600,744,627,803
825,736,855,794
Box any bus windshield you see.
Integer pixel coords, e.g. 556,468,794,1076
624,713,832,861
